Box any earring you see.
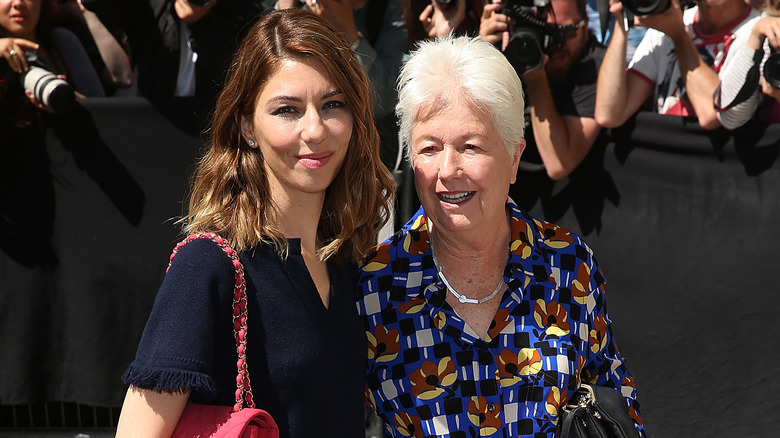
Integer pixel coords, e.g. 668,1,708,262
248,139,255,146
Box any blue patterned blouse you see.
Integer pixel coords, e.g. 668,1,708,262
357,200,646,437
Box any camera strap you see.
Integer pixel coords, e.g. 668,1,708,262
714,48,764,112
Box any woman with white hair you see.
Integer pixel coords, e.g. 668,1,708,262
357,35,646,437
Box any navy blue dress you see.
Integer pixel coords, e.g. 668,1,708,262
123,238,366,438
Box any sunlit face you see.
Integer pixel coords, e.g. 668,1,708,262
0,0,41,40
545,0,588,83
241,57,353,205
411,101,523,236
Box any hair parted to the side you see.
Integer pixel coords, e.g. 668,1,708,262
183,8,395,264
395,35,526,165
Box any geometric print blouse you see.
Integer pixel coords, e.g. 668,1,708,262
357,200,646,437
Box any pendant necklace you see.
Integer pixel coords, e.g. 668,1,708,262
430,243,505,305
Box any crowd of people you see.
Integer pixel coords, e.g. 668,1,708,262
3,0,780,173
4,0,779,437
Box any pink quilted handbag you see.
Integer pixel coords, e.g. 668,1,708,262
169,233,279,438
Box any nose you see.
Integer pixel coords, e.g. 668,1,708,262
437,146,461,180
300,108,327,144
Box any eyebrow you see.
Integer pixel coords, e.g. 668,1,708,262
268,89,343,103
412,133,489,149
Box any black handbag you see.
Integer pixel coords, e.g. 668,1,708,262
560,384,640,438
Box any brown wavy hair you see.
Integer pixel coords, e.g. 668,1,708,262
183,8,395,264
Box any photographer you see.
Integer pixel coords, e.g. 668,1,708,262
595,0,760,130
141,0,271,102
2,0,104,144
506,0,606,181
715,0,780,124
410,0,604,183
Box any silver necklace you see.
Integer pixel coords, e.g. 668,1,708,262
430,244,505,305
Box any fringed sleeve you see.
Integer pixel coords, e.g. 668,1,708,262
122,238,236,399
122,364,216,395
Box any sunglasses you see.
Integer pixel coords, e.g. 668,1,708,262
547,19,587,42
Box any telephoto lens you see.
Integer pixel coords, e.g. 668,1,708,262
763,50,780,89
20,53,75,113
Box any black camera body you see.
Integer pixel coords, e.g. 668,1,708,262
501,0,574,76
763,49,780,89
434,0,456,9
621,0,694,18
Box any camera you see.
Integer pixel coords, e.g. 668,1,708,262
763,49,780,89
620,0,694,18
19,51,75,113
501,0,580,76
434,0,457,10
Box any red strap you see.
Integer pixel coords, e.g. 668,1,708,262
168,232,255,412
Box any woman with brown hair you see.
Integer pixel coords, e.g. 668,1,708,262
116,8,395,438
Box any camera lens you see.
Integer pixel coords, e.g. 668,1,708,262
504,27,544,76
21,66,76,113
434,0,456,9
763,51,780,89
621,0,669,16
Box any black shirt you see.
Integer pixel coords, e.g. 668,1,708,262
123,237,365,438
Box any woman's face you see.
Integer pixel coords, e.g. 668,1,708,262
241,56,353,205
411,101,523,236
0,0,41,40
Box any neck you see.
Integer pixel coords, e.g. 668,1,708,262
697,0,747,35
428,207,511,259
428,213,511,277
271,191,326,254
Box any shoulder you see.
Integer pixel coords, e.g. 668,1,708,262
575,36,606,77
51,26,81,45
166,236,239,289
631,26,668,62
507,202,604,288
683,6,698,26
49,26,92,63
50,26,104,96
508,202,588,250
732,8,762,38
357,208,431,314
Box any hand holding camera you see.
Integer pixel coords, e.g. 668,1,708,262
498,0,583,76
1,37,38,75
1,43,76,113
632,0,687,40
598,0,693,34
479,0,511,49
745,16,780,89
420,0,468,39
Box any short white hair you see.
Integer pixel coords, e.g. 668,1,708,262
395,35,526,164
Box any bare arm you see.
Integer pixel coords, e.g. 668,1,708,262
636,0,722,129
595,4,653,128
522,67,602,180
115,386,190,438
61,0,134,89
660,28,722,128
